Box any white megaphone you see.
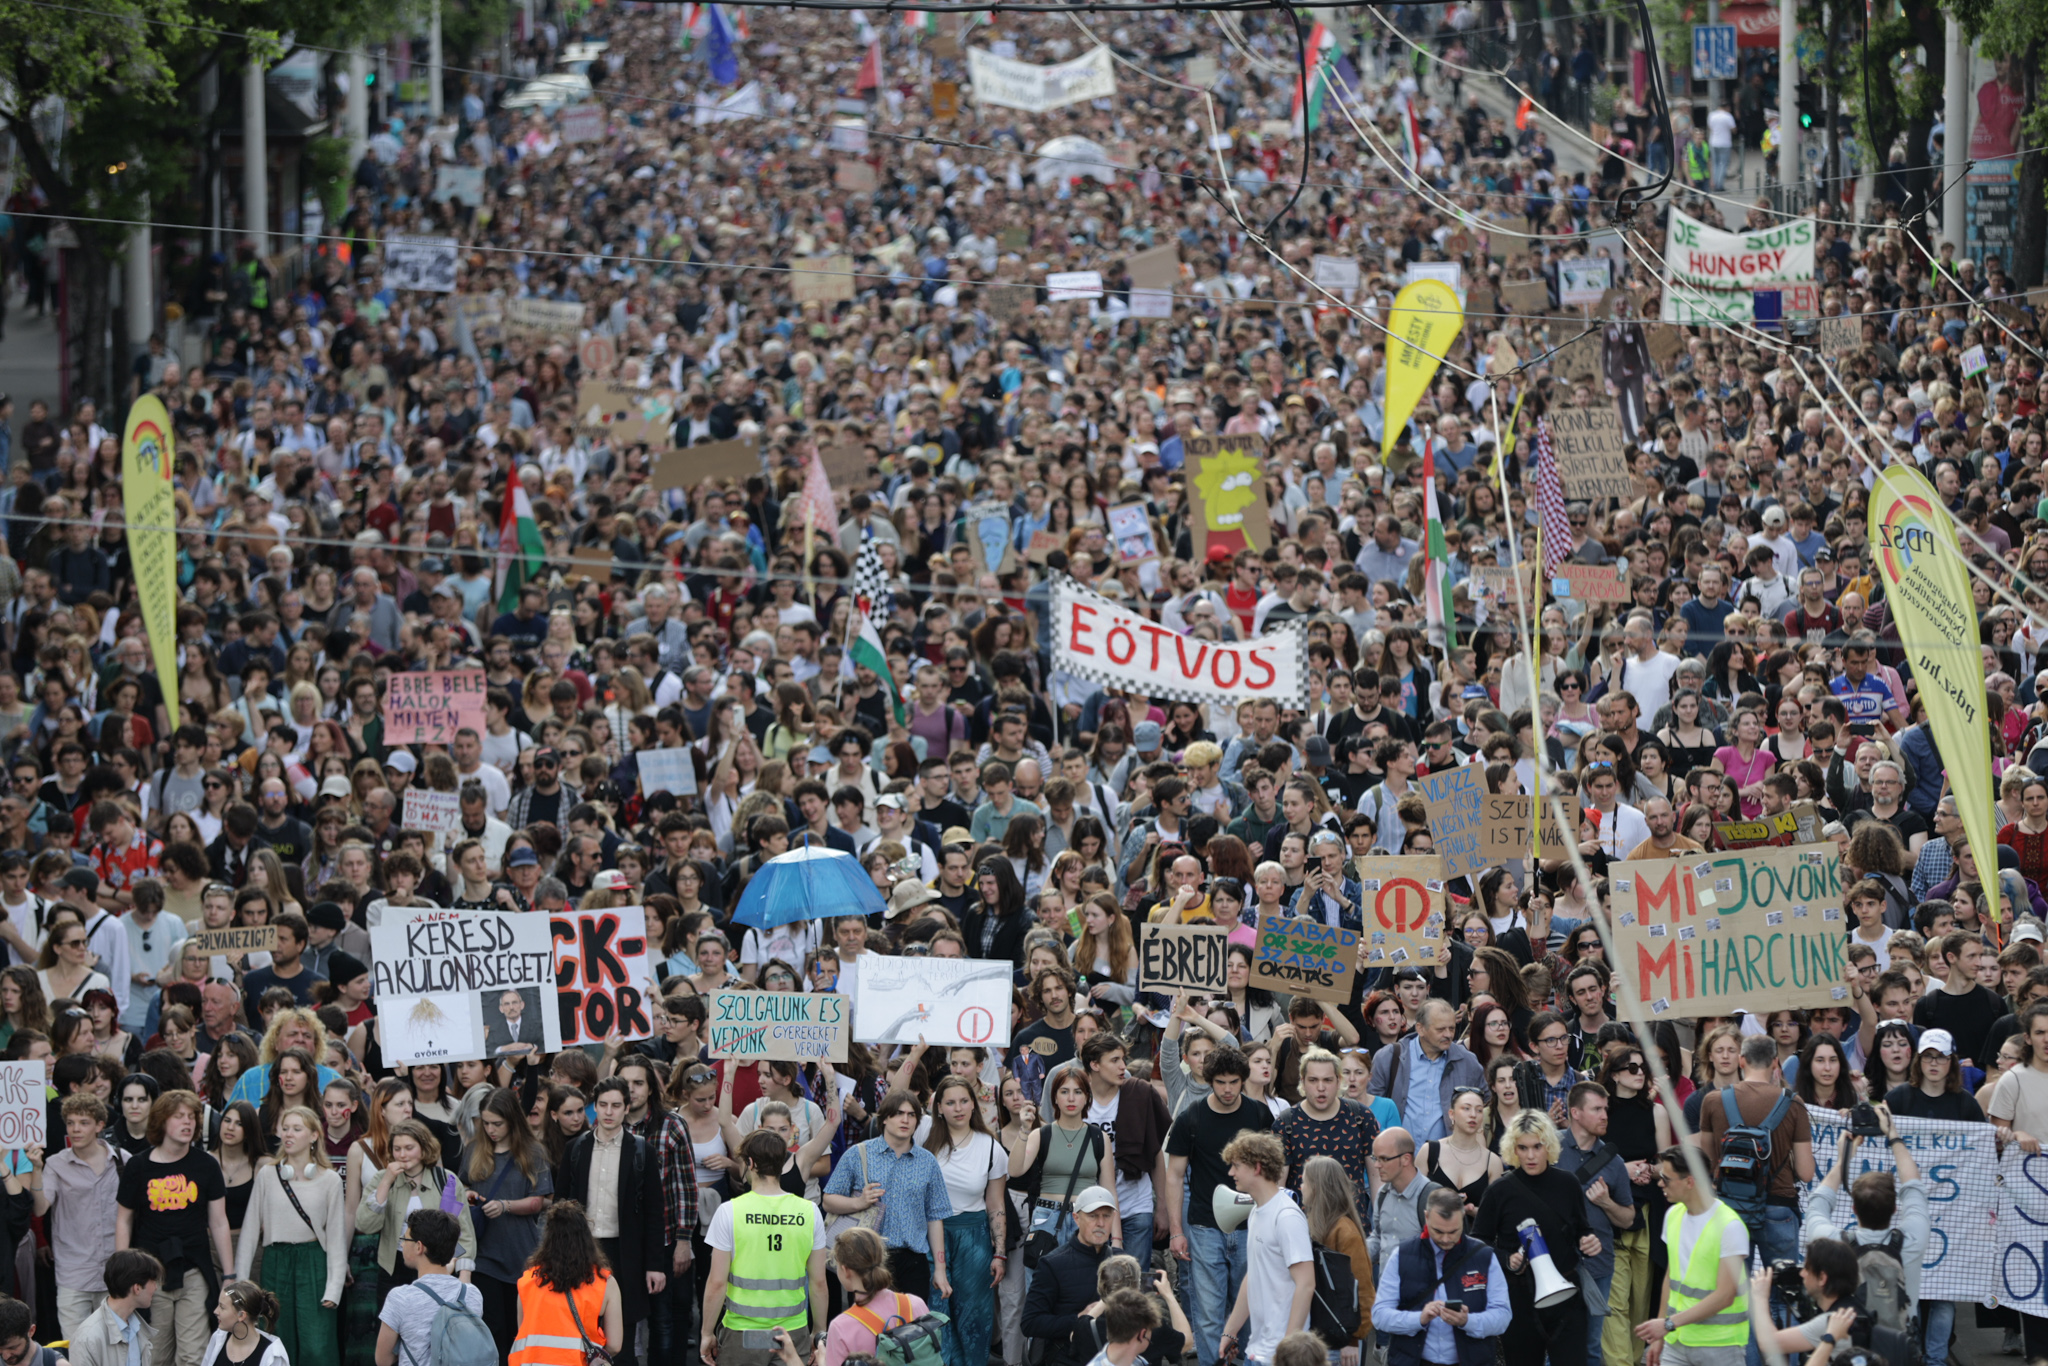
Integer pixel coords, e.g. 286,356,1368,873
1213,1187,1256,1233
1517,1219,1578,1308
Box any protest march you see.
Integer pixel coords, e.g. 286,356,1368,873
8,0,2048,1360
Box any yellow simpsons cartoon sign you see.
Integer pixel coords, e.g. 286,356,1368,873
1184,432,1271,561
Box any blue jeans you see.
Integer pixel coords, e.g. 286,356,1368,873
1744,1208,1801,1366
1120,1211,1155,1271
1922,1300,1954,1366
1584,1265,1614,1366
1710,146,1731,191
1187,1223,1248,1366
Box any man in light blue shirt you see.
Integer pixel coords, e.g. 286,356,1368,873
1367,999,1485,1143
1373,1189,1512,1361
73,1247,161,1366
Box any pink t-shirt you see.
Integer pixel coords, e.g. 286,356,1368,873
827,1292,930,1366
1714,744,1773,819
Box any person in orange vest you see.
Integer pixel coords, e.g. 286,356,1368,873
510,1202,624,1366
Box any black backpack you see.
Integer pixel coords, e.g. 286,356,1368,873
1714,1086,1792,1222
1308,1244,1361,1348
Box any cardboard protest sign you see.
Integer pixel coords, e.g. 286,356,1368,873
854,956,1013,1047
1354,856,1448,969
1139,923,1231,993
1547,404,1633,500
653,438,762,491
931,80,959,119
791,254,857,304
1645,323,1688,369
370,908,561,1064
818,444,869,484
1609,845,1848,1019
1416,765,1486,880
1052,576,1309,710
1477,794,1578,861
636,747,698,797
1714,812,1798,848
1813,315,1860,352
0,1063,43,1149
551,906,653,1047
577,382,676,448
1499,279,1551,314
962,500,1019,576
192,925,277,956
709,989,851,1061
579,335,617,376
505,297,586,337
1559,564,1628,602
1107,503,1159,565
384,670,487,745
1184,433,1272,558
402,788,462,834
1250,909,1358,1003
835,161,877,192
1024,531,1062,565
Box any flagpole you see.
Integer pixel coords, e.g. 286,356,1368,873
1489,383,1545,871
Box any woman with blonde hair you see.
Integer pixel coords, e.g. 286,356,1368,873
247,849,303,919
355,1119,476,1303
236,1104,347,1366
228,1008,334,1108
1474,1110,1596,1361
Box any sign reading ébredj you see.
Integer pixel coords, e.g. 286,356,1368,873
1138,922,1231,993
709,990,850,1061
1250,909,1358,1003
385,670,488,745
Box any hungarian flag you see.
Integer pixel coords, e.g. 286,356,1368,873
844,612,907,726
494,480,546,614
1289,23,1341,133
1401,95,1425,172
1422,437,1457,649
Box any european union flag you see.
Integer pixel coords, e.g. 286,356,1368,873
706,4,739,85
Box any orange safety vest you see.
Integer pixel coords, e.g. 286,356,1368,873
509,1267,611,1366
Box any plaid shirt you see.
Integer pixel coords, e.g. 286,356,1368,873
631,1106,701,1249
1911,837,1956,903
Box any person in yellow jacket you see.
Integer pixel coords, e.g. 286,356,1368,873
701,1128,830,1366
510,1201,623,1366
1632,1147,1749,1366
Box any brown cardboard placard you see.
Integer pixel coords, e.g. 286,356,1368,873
1547,403,1633,500
1500,279,1550,315
961,499,1019,576
1645,323,1687,368
1249,907,1358,1003
1126,243,1180,291
654,437,762,490
1559,563,1629,602
1353,854,1450,970
1183,432,1272,559
998,227,1031,253
192,925,278,956
1476,794,1578,861
818,443,869,485
1024,530,1063,565
835,160,877,192
791,253,857,304
931,80,959,119
1138,922,1232,993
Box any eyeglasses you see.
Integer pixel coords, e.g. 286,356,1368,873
1614,1060,1645,1074
1536,1032,1569,1046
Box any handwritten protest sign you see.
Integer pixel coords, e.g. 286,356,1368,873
1138,923,1231,993
1416,765,1486,880
1250,909,1358,1003
1803,1105,1997,1304
854,956,1012,1047
1477,794,1577,860
1354,855,1448,969
791,254,857,304
402,788,462,834
1548,404,1633,500
384,671,487,745
370,908,561,1064
636,747,698,796
1609,845,1848,1019
709,990,851,1061
1559,564,1628,602
192,925,278,956
0,1063,43,1149
505,297,586,337
551,907,653,1047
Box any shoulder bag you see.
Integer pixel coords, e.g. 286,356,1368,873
565,1276,615,1366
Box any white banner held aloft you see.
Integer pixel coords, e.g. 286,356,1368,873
369,908,560,1065
401,788,462,834
966,45,1116,112
384,235,460,293
854,956,1013,1047
551,906,653,1048
636,747,698,796
1800,1105,1998,1305
1051,575,1309,710
1046,271,1104,302
1661,206,1815,324
1312,254,1361,297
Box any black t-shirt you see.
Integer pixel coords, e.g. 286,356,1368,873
116,1148,227,1286
525,787,565,829
1913,985,2007,1065
1166,1098,1275,1228
255,814,314,867
919,797,972,833
1012,1019,1076,1077
1884,1083,1987,1123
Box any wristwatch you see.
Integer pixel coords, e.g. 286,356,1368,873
1664,1318,1676,1335
1820,1334,1838,1348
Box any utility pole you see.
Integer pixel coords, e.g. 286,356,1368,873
429,0,445,120
243,56,268,254
1944,17,1968,249
1777,0,1798,205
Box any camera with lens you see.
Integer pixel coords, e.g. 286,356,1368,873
1766,1259,1813,1316
1849,1101,1885,1138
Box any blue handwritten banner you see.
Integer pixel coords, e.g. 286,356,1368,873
1415,764,1485,880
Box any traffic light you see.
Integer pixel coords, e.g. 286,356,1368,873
365,69,377,87
1796,81,1818,129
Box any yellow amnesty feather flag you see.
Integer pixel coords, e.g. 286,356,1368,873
1867,465,1995,913
1382,278,1466,461
122,396,181,731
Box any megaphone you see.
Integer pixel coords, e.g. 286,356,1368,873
1213,1187,1255,1233
1517,1219,1578,1308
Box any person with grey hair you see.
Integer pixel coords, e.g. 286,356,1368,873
1911,793,1965,900
329,565,400,651
1090,1253,1189,1363
637,583,690,672
1698,1033,1815,1265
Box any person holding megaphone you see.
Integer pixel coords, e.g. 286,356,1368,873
1472,1112,1602,1366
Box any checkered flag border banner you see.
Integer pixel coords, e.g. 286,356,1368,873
852,532,893,627
1050,574,1311,710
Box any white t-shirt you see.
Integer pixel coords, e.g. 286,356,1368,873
1244,1191,1315,1361
479,728,534,773
931,1131,1007,1216
706,1196,829,1253
1676,1203,1750,1270
1087,1093,1154,1217
741,922,823,977
1619,650,1683,719
1990,1065,2048,1137
1707,108,1737,149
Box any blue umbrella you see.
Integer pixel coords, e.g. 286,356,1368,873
730,841,888,929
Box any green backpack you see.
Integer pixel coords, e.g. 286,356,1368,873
845,1291,949,1366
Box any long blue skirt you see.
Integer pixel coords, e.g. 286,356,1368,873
935,1208,996,1366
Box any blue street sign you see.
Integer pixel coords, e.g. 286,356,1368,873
1692,25,1738,80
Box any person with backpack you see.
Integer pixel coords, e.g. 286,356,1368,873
1797,1104,1930,1361
1697,1033,1815,1268
508,1201,623,1366
1632,1146,1749,1366
825,1226,937,1366
1765,1237,1917,1366
1298,1155,1372,1365
357,1120,479,1306
372,1208,489,1366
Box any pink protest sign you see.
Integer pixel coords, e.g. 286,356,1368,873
385,670,488,745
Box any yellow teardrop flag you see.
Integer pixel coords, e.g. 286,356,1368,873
1382,278,1466,461
1868,465,1994,912
122,396,181,731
